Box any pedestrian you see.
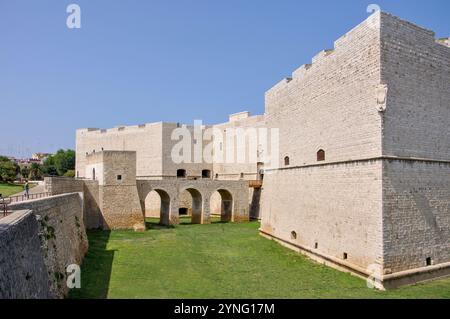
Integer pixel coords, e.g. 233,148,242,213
24,180,30,199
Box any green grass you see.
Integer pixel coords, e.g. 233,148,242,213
69,220,450,299
0,183,25,197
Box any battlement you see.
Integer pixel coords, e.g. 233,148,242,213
229,111,250,122
77,122,164,135
266,11,449,100
267,12,383,96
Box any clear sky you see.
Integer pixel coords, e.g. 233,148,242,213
0,0,449,157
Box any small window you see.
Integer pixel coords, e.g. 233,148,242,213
240,173,244,179
343,253,348,260
315,242,318,249
284,156,290,166
215,173,219,179
92,168,96,181
202,170,211,179
117,175,122,181
291,231,297,240
317,149,325,161
177,169,186,178
426,257,432,266
179,208,188,216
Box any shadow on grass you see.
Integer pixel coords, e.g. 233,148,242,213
145,216,227,229
69,230,115,299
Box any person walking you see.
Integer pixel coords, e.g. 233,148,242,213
24,180,30,199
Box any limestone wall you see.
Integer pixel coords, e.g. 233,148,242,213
3,193,88,299
212,114,266,180
83,180,102,229
45,177,84,195
380,12,450,160
45,177,101,230
260,12,384,272
264,12,383,167
0,211,51,299
161,123,214,178
383,160,450,274
76,122,163,179
261,160,383,272
376,13,450,278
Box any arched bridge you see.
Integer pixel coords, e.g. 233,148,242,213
136,179,250,225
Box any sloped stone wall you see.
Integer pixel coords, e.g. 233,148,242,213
5,193,88,298
0,211,52,299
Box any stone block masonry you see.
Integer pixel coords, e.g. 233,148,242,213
260,11,450,288
4,193,88,298
0,211,52,299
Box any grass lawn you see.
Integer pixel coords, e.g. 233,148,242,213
0,183,25,197
69,219,450,299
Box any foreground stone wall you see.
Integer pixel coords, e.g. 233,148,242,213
0,211,52,299
8,193,88,298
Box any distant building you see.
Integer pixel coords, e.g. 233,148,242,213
31,153,51,163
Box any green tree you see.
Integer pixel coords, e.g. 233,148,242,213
20,166,30,179
64,169,75,178
0,156,19,182
29,163,43,180
42,149,75,176
42,155,58,176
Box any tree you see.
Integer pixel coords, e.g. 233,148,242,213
0,157,19,183
29,163,43,180
20,166,30,179
42,149,75,177
64,169,75,178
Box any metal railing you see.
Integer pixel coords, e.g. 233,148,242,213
6,192,51,204
1,197,12,218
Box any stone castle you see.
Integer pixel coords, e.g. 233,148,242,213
67,12,450,289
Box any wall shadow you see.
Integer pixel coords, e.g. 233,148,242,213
69,230,115,299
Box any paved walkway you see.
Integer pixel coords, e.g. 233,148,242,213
14,183,46,196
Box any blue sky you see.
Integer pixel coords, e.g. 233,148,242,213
0,0,448,157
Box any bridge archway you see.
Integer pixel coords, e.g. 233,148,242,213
144,189,171,226
210,189,233,223
180,188,203,224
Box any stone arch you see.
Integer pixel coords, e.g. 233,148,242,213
179,188,203,224
210,188,234,222
144,189,171,226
